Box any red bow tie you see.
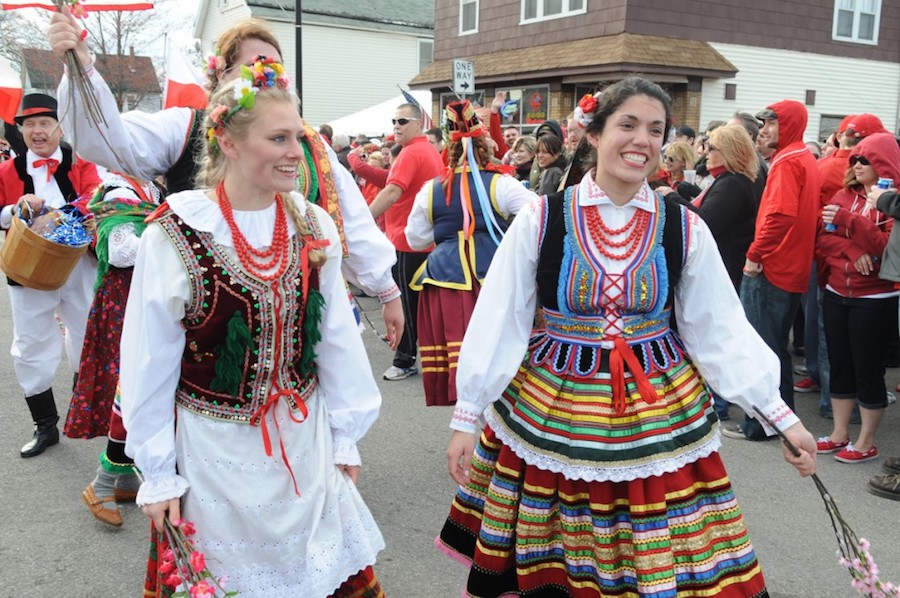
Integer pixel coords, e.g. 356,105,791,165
33,158,59,182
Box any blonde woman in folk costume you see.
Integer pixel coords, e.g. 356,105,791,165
119,60,385,597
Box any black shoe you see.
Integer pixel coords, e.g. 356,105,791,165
20,423,59,458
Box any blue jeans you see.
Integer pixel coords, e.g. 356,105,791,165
802,265,831,415
738,273,802,438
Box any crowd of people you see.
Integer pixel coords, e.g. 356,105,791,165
0,8,898,597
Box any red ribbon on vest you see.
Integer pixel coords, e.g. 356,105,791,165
33,158,59,182
609,337,659,415
249,235,330,497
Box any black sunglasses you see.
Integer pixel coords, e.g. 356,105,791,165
850,155,870,166
664,155,677,162
392,118,419,126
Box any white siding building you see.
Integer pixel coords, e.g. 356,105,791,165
194,0,434,127
700,43,900,141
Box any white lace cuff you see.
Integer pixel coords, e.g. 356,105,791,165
333,435,361,466
136,474,190,507
377,283,402,304
450,402,483,434
108,222,141,267
752,400,799,435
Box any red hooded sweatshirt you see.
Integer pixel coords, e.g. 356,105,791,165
815,132,900,297
745,100,821,293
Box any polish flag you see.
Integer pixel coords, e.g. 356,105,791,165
1,0,152,10
0,57,22,124
163,39,207,110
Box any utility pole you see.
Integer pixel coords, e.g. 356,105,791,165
295,0,302,116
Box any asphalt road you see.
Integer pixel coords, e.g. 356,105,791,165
1,287,898,597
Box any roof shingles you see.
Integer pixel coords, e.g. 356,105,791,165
411,33,736,87
23,48,161,95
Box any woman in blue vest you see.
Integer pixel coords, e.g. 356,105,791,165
405,100,536,406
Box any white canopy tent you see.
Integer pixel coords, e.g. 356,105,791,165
325,90,433,139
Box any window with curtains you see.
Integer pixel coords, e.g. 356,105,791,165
460,0,479,34
832,0,881,44
521,0,586,23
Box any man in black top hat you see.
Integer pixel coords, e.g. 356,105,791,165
0,93,101,457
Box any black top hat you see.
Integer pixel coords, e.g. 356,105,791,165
14,94,58,125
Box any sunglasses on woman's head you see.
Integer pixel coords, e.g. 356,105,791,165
850,155,870,166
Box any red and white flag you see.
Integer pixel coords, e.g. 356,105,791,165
0,57,22,124
163,38,207,110
1,0,152,10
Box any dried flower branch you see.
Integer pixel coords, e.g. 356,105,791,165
752,406,900,598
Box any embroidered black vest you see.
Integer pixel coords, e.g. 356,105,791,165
155,208,324,422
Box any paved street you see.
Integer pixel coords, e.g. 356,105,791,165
1,286,899,597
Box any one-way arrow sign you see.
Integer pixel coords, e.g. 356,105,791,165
453,59,474,96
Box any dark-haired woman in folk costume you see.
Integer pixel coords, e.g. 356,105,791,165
405,100,536,407
438,77,817,598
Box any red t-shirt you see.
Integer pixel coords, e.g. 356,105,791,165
818,148,851,206
383,136,443,252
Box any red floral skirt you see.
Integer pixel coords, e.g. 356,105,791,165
417,284,480,407
64,268,133,439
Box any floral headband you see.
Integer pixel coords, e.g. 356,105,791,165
572,93,599,129
206,56,291,152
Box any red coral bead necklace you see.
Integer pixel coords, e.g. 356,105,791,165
216,181,291,281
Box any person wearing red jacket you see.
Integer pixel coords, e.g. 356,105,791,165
0,93,102,457
724,99,821,441
815,131,900,464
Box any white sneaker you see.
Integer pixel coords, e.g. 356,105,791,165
383,365,418,381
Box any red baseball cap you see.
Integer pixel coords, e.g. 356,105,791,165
837,114,856,134
845,113,887,139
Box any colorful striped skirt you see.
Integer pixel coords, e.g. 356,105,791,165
418,285,480,407
437,426,767,597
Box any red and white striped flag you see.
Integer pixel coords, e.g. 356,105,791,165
0,57,22,124
1,0,152,10
400,87,433,130
163,38,207,110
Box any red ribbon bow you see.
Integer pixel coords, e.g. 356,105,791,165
33,158,59,182
609,337,659,415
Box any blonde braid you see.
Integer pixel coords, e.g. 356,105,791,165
283,194,327,269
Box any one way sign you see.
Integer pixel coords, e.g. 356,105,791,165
453,59,474,96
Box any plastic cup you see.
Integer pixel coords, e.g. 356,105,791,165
683,170,697,185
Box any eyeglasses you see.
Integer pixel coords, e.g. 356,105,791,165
707,144,719,153
392,118,419,126
849,155,870,166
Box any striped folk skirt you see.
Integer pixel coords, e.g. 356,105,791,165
437,425,768,598
417,285,480,407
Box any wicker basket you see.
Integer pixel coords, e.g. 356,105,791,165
0,212,91,291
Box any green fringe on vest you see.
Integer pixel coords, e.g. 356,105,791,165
209,311,252,396
299,289,325,376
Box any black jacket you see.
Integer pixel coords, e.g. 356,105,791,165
697,171,761,289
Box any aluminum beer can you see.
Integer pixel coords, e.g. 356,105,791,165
878,177,894,189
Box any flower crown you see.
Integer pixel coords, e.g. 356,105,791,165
572,93,599,129
206,56,291,152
